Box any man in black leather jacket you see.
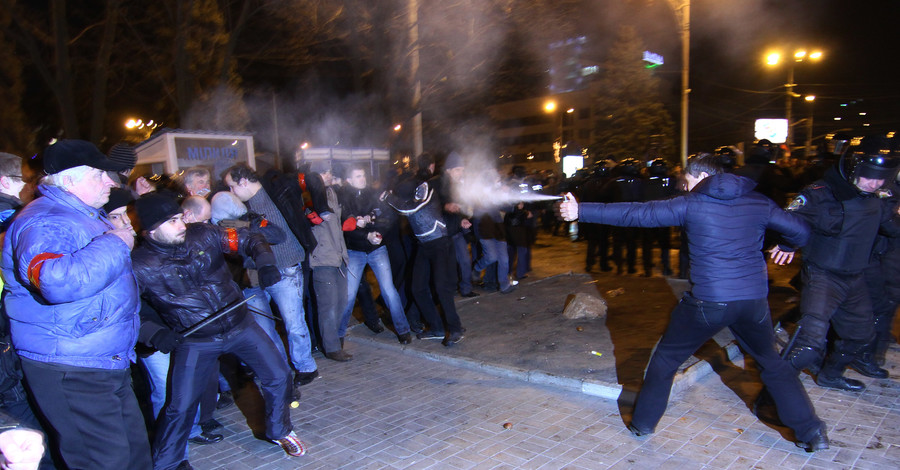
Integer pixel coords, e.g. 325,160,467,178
131,192,307,470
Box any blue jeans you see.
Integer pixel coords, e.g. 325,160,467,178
264,264,317,373
243,286,288,358
452,232,474,294
340,247,411,338
139,352,198,459
474,238,510,290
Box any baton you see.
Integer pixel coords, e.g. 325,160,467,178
780,325,802,360
247,304,283,323
181,295,256,337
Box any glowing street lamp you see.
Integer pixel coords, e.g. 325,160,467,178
765,48,824,154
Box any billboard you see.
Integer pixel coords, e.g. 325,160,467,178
754,119,788,144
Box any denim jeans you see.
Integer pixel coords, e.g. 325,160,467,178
452,232,474,294
473,238,510,290
264,264,317,373
340,247,411,338
243,286,287,358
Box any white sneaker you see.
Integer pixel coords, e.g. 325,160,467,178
274,431,307,457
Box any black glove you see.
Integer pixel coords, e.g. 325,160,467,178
258,265,282,289
149,328,184,354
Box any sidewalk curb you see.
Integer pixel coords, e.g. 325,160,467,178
347,330,743,401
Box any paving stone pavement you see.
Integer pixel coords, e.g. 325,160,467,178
185,232,900,469
189,342,900,469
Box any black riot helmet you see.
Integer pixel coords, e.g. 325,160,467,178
842,135,900,193
714,146,738,171
616,158,642,177
647,158,670,177
591,159,616,177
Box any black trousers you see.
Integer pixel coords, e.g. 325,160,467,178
797,263,876,353
631,295,823,442
411,237,463,334
21,358,152,470
152,323,292,470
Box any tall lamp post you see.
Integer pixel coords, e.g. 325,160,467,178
765,49,823,155
804,95,815,156
665,0,690,167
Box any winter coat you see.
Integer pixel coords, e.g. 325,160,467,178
340,186,397,253
578,173,810,302
131,223,276,338
1,185,140,369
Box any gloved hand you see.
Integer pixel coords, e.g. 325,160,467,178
258,265,282,289
149,328,184,354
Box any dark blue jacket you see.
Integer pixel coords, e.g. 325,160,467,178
578,173,810,302
1,185,140,369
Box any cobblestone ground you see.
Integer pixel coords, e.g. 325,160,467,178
190,342,900,469
187,231,900,469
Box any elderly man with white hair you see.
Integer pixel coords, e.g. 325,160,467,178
1,140,150,469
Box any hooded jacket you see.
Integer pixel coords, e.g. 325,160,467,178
1,185,140,369
579,172,810,302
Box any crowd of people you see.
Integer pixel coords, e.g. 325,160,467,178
0,141,550,470
0,134,897,469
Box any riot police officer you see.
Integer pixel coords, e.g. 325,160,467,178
610,158,644,274
641,158,676,276
580,159,616,272
777,135,900,391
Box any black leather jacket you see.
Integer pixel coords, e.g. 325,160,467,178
131,223,276,338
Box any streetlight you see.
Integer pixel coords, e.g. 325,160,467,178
804,95,815,156
765,48,823,154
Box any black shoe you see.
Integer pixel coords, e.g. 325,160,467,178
599,265,612,272
815,374,865,391
442,330,465,346
460,291,479,298
796,427,830,452
398,333,412,344
627,423,652,437
325,350,353,362
216,391,234,410
365,322,385,334
294,370,319,386
500,285,517,295
416,330,445,340
410,324,424,335
176,460,194,470
849,357,889,378
188,432,224,445
199,419,223,434
291,385,302,403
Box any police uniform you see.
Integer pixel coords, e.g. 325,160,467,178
785,164,900,390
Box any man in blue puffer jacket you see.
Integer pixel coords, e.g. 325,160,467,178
559,153,828,452
1,140,151,469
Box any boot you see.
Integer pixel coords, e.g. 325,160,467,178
848,342,889,378
815,352,865,392
874,340,890,367
796,425,830,452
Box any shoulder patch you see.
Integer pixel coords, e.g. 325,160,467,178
787,195,807,211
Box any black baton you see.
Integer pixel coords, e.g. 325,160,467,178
181,295,256,337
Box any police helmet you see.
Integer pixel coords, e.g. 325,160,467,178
591,159,616,177
647,158,670,177
617,158,642,177
844,135,900,193
714,146,738,170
